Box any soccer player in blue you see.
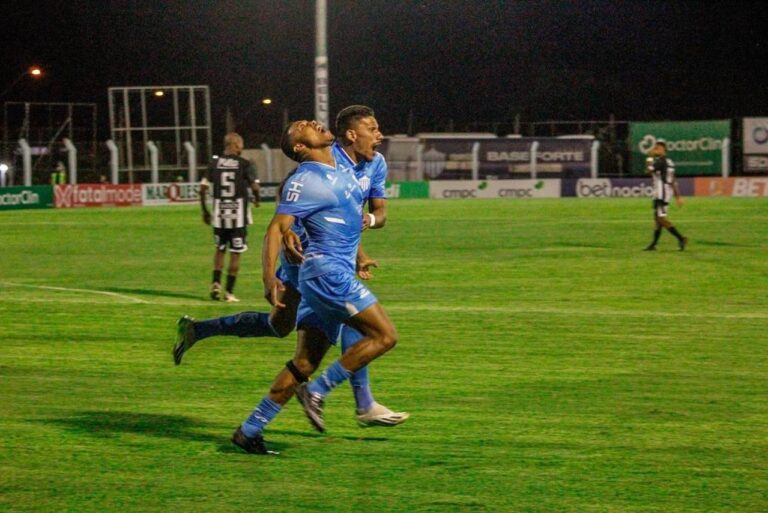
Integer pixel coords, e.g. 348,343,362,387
231,119,400,453
175,106,408,428
331,105,408,426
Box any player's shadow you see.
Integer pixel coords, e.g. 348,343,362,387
268,428,390,443
39,410,289,453
102,287,204,301
693,239,755,248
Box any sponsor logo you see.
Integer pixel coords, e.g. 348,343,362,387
577,179,654,198
733,178,768,197
0,190,40,206
385,183,400,198
144,183,200,203
55,184,142,208
286,181,304,202
745,155,768,171
431,179,559,199
486,151,529,162
442,188,476,198
486,151,585,162
423,147,447,178
638,134,722,154
752,124,768,145
497,181,544,198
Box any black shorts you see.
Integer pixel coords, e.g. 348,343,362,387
214,227,248,253
652,199,669,218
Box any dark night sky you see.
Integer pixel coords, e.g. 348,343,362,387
4,0,768,141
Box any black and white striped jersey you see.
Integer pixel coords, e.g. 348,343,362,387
647,156,676,202
206,155,258,229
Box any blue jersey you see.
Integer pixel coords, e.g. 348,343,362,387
331,142,388,204
276,160,364,280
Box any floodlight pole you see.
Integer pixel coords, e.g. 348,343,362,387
106,139,119,184
315,0,329,127
18,138,31,186
63,137,77,184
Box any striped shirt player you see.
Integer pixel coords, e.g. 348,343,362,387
648,153,675,217
200,132,260,301
644,139,687,251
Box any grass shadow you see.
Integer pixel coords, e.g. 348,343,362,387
694,239,757,248
38,411,390,453
102,287,204,301
269,428,390,442
42,410,225,443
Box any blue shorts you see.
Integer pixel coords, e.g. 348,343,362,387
296,272,378,344
275,262,300,290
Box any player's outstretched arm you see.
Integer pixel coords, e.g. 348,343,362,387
262,214,296,307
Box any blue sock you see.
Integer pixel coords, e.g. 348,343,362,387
241,396,282,437
307,360,352,397
194,311,278,340
341,327,374,411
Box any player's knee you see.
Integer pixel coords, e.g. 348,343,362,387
271,319,294,338
292,356,319,377
377,326,398,352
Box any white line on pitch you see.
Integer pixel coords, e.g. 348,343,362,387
0,282,149,304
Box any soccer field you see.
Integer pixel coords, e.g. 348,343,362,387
1,198,766,512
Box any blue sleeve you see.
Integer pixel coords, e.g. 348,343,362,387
368,155,388,199
276,168,335,219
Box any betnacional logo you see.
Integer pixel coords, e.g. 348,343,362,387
576,179,654,198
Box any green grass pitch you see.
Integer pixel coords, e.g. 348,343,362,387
1,197,766,512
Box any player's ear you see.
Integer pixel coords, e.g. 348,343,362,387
293,142,305,155
345,129,357,142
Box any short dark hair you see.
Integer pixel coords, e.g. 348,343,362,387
655,139,667,149
335,105,375,138
280,123,299,162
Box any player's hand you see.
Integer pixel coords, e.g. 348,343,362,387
202,211,211,225
356,257,378,280
676,197,684,208
282,230,304,264
264,277,286,308
362,213,375,231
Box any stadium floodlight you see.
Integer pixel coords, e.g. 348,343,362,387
0,65,45,99
261,98,272,105
0,163,8,173
154,90,164,97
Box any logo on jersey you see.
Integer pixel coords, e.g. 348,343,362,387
286,181,304,202
358,176,371,193
217,158,241,169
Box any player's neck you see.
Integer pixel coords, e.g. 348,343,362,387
340,144,360,165
305,146,335,167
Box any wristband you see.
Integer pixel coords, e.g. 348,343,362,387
367,213,376,227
